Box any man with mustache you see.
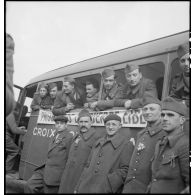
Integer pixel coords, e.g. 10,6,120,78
147,97,189,193
122,93,166,193
58,109,104,193
114,64,158,109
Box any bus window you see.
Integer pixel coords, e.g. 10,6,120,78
115,62,165,100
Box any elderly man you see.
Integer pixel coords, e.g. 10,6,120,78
24,116,74,193
114,64,158,109
58,109,104,193
90,68,123,110
122,93,166,193
52,76,86,116
74,114,134,193
170,42,190,107
147,97,189,193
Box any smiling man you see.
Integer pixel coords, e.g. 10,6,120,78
122,93,166,193
74,113,134,193
147,96,189,193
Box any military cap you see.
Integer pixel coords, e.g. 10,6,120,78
39,82,48,91
48,82,57,90
142,92,161,107
162,96,187,116
102,68,115,79
177,42,189,59
125,64,139,74
104,113,121,123
63,76,76,84
78,109,92,121
54,115,68,123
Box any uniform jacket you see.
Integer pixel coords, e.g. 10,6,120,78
170,73,190,107
35,129,74,186
114,77,158,108
6,33,15,116
86,92,99,103
75,133,134,193
52,89,86,116
30,93,53,111
148,131,189,194
58,127,104,193
96,83,123,110
122,121,166,193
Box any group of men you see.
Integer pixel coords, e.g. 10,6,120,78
23,42,190,193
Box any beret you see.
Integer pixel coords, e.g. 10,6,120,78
63,76,76,84
54,115,68,123
125,64,139,74
78,109,92,120
177,42,189,59
104,114,121,123
48,82,57,90
102,68,115,79
162,96,187,116
142,92,161,107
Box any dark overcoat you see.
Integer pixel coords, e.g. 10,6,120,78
75,133,134,193
148,131,189,193
122,122,166,193
58,127,104,193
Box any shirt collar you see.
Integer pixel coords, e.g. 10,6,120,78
95,132,124,149
167,131,185,148
103,83,119,98
145,121,162,136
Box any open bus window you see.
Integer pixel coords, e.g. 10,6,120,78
115,62,165,100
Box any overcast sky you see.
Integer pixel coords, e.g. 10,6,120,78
6,1,189,88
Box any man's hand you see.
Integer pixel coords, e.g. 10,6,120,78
90,102,98,109
84,103,89,108
66,103,75,110
16,126,27,135
124,100,132,109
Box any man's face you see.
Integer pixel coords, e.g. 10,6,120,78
40,87,47,97
142,103,161,123
63,82,74,94
50,86,57,99
103,75,115,90
125,69,142,87
78,116,92,133
86,84,98,98
179,53,190,74
161,110,185,133
105,120,121,136
55,121,67,132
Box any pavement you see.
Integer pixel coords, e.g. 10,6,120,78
6,173,27,194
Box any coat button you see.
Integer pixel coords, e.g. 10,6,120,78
133,168,137,171
135,160,139,163
132,176,136,179
94,169,98,173
153,178,157,182
137,152,140,155
97,161,100,165
99,153,102,157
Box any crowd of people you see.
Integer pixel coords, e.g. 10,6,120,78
6,37,190,193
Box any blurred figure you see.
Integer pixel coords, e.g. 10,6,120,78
90,68,123,110
147,97,189,193
52,76,86,116
84,78,99,109
24,116,74,193
30,82,53,111
6,33,15,116
6,102,27,177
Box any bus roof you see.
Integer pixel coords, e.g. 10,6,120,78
26,30,189,86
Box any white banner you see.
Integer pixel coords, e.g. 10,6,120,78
37,109,147,128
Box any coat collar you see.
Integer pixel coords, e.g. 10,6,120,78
167,131,185,148
95,132,124,149
145,121,163,136
102,83,120,99
80,127,96,141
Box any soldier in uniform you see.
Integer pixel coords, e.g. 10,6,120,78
6,33,15,116
170,42,190,107
84,78,99,109
74,114,134,193
58,109,105,193
90,68,123,110
122,93,166,193
147,97,189,193
24,116,74,193
30,82,53,111
114,64,158,109
52,76,86,116
48,82,58,110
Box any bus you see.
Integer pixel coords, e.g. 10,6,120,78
14,30,189,181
